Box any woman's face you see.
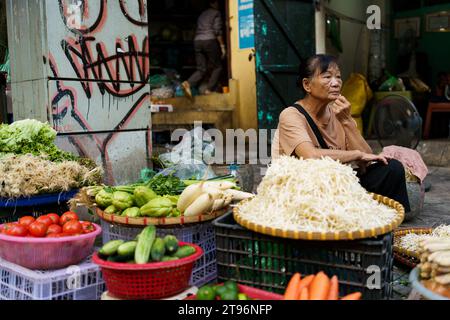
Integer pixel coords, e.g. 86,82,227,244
303,64,343,102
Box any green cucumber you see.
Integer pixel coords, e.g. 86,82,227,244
107,254,129,262
163,235,179,254
99,240,124,256
150,238,166,262
134,225,156,264
117,241,137,257
173,245,196,258
161,256,179,262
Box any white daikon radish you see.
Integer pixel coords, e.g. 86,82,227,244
424,243,450,252
224,189,255,201
429,250,450,262
435,273,450,285
211,199,226,211
202,181,236,190
177,182,205,212
201,186,225,200
184,193,214,216
210,194,234,212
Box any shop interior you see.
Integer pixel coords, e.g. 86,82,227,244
148,0,230,102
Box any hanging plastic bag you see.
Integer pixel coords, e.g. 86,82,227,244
155,126,217,180
342,73,373,116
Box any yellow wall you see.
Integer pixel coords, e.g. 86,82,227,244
228,0,258,130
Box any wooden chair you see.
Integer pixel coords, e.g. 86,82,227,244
423,101,450,139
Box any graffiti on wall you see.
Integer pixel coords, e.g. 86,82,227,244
46,0,151,184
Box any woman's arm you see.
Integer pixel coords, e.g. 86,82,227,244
332,95,373,154
342,120,373,154
294,141,388,165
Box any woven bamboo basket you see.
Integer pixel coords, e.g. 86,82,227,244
233,193,405,241
96,206,229,227
393,227,432,268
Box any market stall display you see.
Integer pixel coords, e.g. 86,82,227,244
0,120,102,199
0,211,96,237
213,212,394,300
97,227,198,264
72,173,248,226
0,220,101,269
93,226,203,299
100,218,217,287
233,156,404,241
283,272,361,300
187,281,283,300
0,256,105,300
393,227,433,267
412,233,450,299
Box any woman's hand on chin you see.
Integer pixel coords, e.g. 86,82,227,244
331,95,353,123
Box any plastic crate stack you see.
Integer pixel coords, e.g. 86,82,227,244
0,191,106,301
0,256,105,300
213,212,394,300
100,220,217,287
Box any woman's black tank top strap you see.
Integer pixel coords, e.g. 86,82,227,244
292,103,329,149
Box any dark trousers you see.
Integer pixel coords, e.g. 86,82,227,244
187,40,223,91
358,159,411,212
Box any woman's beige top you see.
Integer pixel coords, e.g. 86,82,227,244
272,105,350,159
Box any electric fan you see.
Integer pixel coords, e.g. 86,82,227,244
373,95,422,149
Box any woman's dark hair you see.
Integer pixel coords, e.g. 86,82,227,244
297,54,339,91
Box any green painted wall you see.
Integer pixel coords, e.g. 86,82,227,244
390,3,450,88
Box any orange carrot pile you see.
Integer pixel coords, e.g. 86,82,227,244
283,271,362,301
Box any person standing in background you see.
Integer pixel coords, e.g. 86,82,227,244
182,0,226,98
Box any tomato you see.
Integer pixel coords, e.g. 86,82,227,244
47,224,62,235
80,221,95,234
5,224,28,237
62,220,83,235
2,223,18,234
46,214,60,225
18,216,35,227
60,212,79,226
36,216,53,228
46,232,71,238
28,222,48,237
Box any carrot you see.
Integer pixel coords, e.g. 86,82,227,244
296,275,315,299
299,287,309,300
309,271,330,300
327,276,339,300
284,273,301,300
341,292,362,300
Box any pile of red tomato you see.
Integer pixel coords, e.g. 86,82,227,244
0,212,95,238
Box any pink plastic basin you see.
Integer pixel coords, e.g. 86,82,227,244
0,223,101,270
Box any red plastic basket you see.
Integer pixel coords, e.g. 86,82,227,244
185,284,284,300
92,242,203,300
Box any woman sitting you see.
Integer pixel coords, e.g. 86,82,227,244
272,54,411,212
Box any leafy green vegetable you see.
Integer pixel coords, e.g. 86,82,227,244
0,119,76,162
145,174,186,196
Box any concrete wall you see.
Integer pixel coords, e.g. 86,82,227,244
6,0,152,185
228,0,258,131
6,0,49,122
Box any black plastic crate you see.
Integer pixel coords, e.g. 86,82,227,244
213,212,393,300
